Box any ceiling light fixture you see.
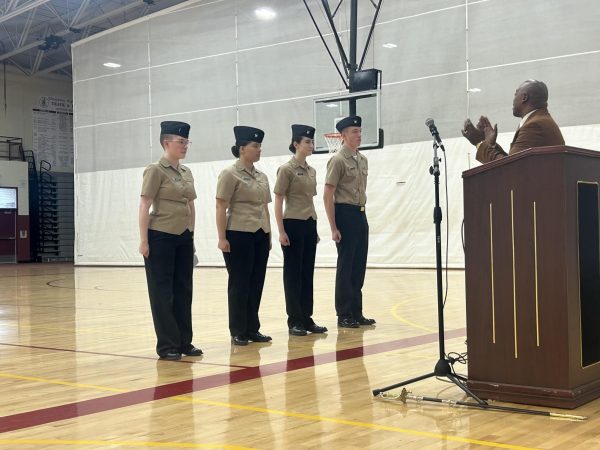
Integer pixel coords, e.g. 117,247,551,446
382,43,397,49
255,7,276,20
103,62,121,68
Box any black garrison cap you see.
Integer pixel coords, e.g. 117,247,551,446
335,115,362,132
291,124,315,139
160,121,190,138
234,126,264,144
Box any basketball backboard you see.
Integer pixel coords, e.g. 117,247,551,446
314,89,382,153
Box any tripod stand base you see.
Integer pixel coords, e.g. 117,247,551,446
372,358,487,405
372,146,485,403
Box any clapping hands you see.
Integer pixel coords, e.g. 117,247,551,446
461,118,484,145
462,116,498,147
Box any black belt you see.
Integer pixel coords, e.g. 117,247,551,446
335,203,365,212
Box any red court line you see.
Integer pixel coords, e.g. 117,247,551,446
0,328,466,434
0,343,252,369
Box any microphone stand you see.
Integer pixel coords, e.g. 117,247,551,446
372,136,486,405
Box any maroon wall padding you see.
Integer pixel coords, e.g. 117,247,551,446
17,215,30,262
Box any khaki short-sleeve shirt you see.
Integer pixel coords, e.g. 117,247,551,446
324,144,368,205
216,160,272,233
141,157,197,235
273,157,317,220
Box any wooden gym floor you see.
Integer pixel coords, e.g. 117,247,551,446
0,263,599,449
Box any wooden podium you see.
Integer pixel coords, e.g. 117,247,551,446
463,146,600,409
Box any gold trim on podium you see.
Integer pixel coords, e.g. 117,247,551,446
534,201,540,347
490,203,496,344
511,190,518,359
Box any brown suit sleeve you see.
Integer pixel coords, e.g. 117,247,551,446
476,142,508,164
476,110,564,163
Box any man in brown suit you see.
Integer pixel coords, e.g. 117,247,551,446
462,80,565,163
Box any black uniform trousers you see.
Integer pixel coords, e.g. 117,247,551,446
144,229,194,356
223,229,270,337
282,218,318,328
334,203,369,319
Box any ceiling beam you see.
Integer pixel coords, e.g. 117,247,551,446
16,6,35,47
90,0,115,29
81,24,92,39
8,58,28,75
61,41,70,57
0,0,51,25
1,22,16,48
0,0,145,62
36,24,92,76
36,59,70,74
29,22,47,74
5,0,21,14
31,47,43,73
43,2,69,30
69,0,90,27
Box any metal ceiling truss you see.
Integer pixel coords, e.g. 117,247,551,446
0,0,51,25
17,7,35,47
0,0,182,77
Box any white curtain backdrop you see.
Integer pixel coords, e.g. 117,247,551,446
74,124,600,266
72,0,600,266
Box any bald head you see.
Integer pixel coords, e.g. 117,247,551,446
512,79,549,117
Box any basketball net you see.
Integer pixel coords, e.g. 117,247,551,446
324,133,343,153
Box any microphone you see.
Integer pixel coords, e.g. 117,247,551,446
425,118,445,150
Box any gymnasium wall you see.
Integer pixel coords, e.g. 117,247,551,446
72,0,600,266
0,67,72,152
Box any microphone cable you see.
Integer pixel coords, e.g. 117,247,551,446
442,148,450,308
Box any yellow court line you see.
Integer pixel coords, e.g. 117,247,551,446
0,439,253,449
171,396,539,450
2,371,536,449
390,302,436,333
0,372,127,393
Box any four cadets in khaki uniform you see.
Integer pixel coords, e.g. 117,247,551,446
216,126,273,346
139,121,203,360
323,116,376,328
274,124,327,336
141,118,376,352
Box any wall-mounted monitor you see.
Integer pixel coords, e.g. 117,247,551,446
0,187,17,210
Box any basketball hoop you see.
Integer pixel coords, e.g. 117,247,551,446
324,133,343,153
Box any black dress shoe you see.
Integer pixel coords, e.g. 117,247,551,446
181,345,203,356
337,318,360,328
231,335,249,346
306,324,328,333
159,351,182,361
247,331,272,342
357,316,376,326
289,325,308,336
